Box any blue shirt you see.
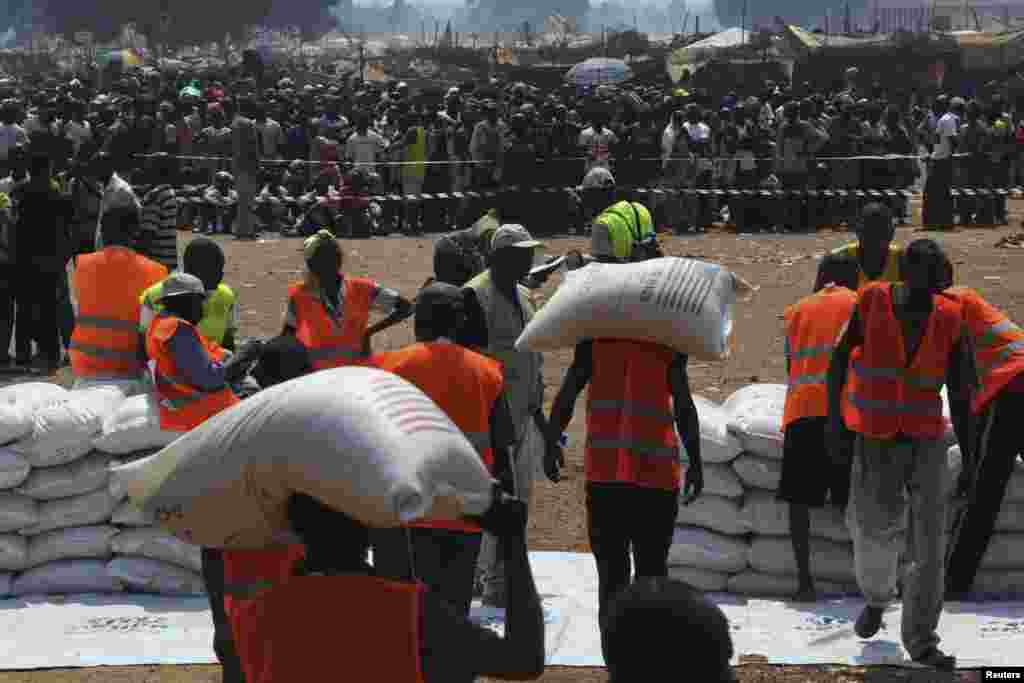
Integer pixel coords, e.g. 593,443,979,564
166,324,228,392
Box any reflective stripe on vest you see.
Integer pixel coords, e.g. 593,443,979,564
75,315,139,332
978,318,1020,350
586,437,678,459
788,372,828,387
850,361,945,391
153,372,227,411
588,399,675,423
787,344,834,361
846,394,944,417
67,341,139,360
981,339,1024,377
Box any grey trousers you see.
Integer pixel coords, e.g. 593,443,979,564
847,435,950,659
478,419,540,602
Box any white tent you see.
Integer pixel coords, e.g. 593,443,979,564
667,28,749,82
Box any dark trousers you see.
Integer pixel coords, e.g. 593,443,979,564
947,389,1024,595
14,268,59,365
923,157,954,228
56,269,74,353
200,548,246,683
586,482,679,661
373,527,483,617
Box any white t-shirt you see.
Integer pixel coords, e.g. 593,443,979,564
346,130,388,169
934,112,960,160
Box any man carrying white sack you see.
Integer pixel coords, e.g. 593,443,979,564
827,239,976,671
778,255,861,603
371,281,517,624
544,220,704,664
463,224,555,608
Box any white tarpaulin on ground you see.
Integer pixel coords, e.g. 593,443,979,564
0,552,1021,669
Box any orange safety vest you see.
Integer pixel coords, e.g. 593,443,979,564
70,246,168,378
782,285,858,427
145,315,240,432
373,341,504,533
946,287,1024,414
585,340,681,491
232,575,425,683
288,276,375,370
843,282,962,440
223,544,307,669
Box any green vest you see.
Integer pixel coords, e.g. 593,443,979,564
141,281,236,345
594,201,655,261
464,270,542,431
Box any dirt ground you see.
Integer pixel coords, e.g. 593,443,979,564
7,204,1024,683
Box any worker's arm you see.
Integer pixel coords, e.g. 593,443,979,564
425,495,544,682
365,285,413,337
166,325,229,392
543,341,593,481
669,354,703,503
826,309,860,463
489,392,517,494
221,300,239,353
281,297,297,338
947,325,979,486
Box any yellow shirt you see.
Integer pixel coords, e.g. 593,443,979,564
831,242,902,288
140,281,237,346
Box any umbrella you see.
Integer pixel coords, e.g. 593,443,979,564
565,58,633,87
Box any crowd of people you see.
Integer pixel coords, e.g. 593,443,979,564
3,57,1024,682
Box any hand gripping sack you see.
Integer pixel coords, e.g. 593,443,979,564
108,557,205,595
111,527,202,572
668,565,728,592
747,536,855,584
703,462,744,499
109,367,496,549
668,527,749,574
20,489,121,536
732,453,782,491
514,258,747,361
12,559,123,596
727,571,851,598
0,493,38,532
675,494,745,536
723,384,786,459
16,453,112,501
12,387,127,468
26,525,118,568
693,396,743,464
93,393,181,455
739,490,851,542
0,448,31,490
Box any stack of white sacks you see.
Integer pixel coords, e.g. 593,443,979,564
669,383,1024,598
0,381,203,598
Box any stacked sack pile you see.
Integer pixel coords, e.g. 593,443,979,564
0,381,204,598
668,383,1024,598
